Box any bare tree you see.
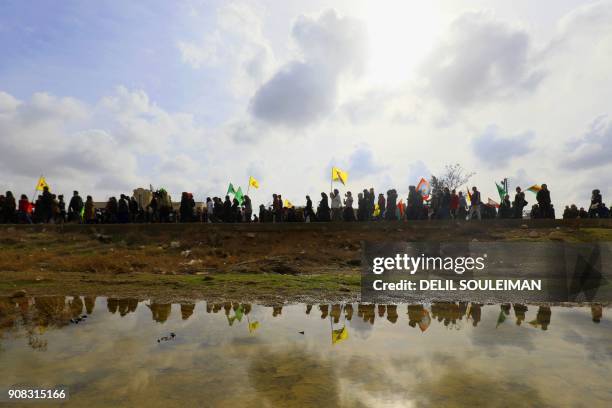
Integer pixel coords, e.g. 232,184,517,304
430,163,475,193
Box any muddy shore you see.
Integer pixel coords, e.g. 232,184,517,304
1,219,611,303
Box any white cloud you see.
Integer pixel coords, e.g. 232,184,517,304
421,11,544,107
250,9,368,127
178,2,274,97
471,125,534,168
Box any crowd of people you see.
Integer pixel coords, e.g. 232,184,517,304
0,184,609,224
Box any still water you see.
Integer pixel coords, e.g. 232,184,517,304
1,297,610,407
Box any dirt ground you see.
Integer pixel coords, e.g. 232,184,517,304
1,219,611,303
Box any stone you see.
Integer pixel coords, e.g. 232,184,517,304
170,241,181,249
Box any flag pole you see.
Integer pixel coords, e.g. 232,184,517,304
330,168,333,195
247,178,251,196
32,174,42,203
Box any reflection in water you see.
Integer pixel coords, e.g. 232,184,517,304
0,297,610,407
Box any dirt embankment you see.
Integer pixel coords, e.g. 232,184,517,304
0,219,611,302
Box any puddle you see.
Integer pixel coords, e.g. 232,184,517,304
1,297,610,407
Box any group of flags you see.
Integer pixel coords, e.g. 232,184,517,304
226,176,260,205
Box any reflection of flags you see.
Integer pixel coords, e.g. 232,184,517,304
331,167,348,185
249,176,259,189
283,199,293,208
418,310,431,332
331,325,348,344
495,182,506,202
248,321,260,333
487,198,500,208
496,310,506,328
35,176,49,191
526,184,541,194
227,305,244,326
416,178,430,200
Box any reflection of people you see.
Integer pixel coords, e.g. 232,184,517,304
358,304,375,324
513,304,528,326
272,306,282,317
319,305,328,319
330,304,341,323
83,296,96,314
305,304,312,315
468,303,482,327
147,303,171,323
591,304,603,323
180,303,195,320
344,304,353,321
386,305,398,324
534,306,551,330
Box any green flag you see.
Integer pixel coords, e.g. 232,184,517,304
496,310,506,328
227,182,236,196
234,187,244,205
495,182,506,202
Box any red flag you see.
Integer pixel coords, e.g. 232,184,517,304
487,198,500,208
397,199,405,217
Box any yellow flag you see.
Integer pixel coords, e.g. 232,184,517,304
35,176,49,192
248,321,260,333
331,167,348,185
283,199,293,208
249,176,260,189
331,325,348,344
373,203,380,217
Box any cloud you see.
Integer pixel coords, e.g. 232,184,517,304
564,115,612,170
177,2,274,97
251,9,367,126
421,11,544,107
346,145,387,179
471,125,533,168
0,88,210,199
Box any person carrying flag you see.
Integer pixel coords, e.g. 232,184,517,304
468,186,482,220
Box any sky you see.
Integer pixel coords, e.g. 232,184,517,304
1,0,611,211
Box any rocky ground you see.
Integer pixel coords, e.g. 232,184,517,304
0,219,611,303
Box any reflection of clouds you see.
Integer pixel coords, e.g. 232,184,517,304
469,306,537,355
560,308,612,363
347,315,374,339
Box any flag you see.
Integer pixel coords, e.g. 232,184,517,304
526,184,541,194
495,182,506,202
35,176,49,192
496,310,506,328
416,178,430,201
372,203,381,217
397,199,405,218
331,167,348,185
248,321,260,333
331,325,348,344
227,182,236,196
249,176,260,189
234,187,244,205
466,188,472,204
283,199,293,208
487,198,500,208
